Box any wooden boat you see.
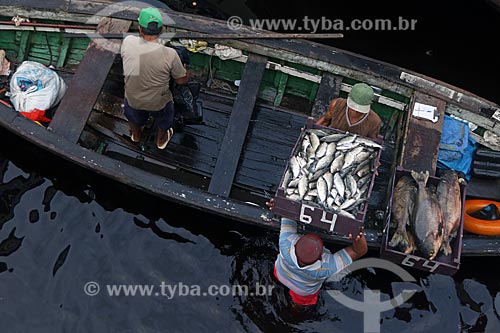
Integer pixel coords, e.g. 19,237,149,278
0,0,499,257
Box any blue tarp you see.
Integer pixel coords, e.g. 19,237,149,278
437,115,477,181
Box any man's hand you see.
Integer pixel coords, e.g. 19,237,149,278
174,71,191,85
345,228,368,261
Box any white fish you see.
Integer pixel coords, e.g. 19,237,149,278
356,137,382,149
337,134,357,146
326,142,337,156
317,177,328,203
346,174,358,196
315,142,328,159
333,173,345,198
330,154,344,173
323,172,333,192
336,141,360,151
342,151,356,169
338,210,356,219
321,133,347,142
309,132,320,151
282,169,293,188
289,156,300,178
298,176,309,200
288,178,300,188
315,154,334,171
340,198,357,210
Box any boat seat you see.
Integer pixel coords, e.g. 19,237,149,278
48,17,131,143
208,53,268,197
400,91,446,176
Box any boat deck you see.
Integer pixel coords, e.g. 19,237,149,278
78,74,396,231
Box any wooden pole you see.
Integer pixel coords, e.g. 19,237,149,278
64,32,344,39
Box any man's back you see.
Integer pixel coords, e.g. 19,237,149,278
121,35,186,111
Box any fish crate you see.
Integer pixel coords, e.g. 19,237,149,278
273,117,383,236
380,167,466,276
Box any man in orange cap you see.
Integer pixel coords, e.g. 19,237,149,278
267,200,367,306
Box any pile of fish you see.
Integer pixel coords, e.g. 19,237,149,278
280,129,381,219
389,169,462,260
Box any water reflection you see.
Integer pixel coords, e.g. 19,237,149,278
1,133,500,332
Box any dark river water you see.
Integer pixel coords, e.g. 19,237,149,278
1,1,500,332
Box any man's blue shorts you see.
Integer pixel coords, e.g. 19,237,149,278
123,99,175,131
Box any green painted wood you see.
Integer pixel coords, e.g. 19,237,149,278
17,31,30,62
274,72,288,107
57,37,71,68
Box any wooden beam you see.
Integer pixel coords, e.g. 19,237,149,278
48,18,130,142
208,53,268,197
400,92,446,176
17,30,30,62
311,72,342,118
56,37,71,68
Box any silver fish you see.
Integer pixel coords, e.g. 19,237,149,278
323,172,333,192
338,209,356,219
315,154,335,171
337,134,357,146
307,189,318,197
346,174,358,196
342,151,356,169
288,178,300,188
310,129,329,137
298,176,309,200
356,165,371,178
321,133,347,142
337,141,360,151
330,154,344,173
356,137,382,149
309,132,320,151
326,142,337,156
389,176,417,254
410,170,444,261
289,156,301,178
340,198,357,210
282,169,293,188
315,142,328,159
333,173,345,198
317,177,328,203
436,169,461,256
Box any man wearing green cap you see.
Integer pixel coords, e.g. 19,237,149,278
121,7,189,149
316,83,381,139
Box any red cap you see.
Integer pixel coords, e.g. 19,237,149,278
295,234,323,266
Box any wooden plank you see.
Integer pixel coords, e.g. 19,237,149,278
208,53,268,197
48,18,130,142
17,31,30,62
311,72,342,118
400,92,446,176
56,37,71,68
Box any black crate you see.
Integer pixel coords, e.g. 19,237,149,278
380,167,466,275
273,117,383,236
473,148,500,178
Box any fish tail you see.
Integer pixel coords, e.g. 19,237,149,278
389,231,404,248
389,229,411,252
442,240,452,256
404,231,416,254
410,170,429,185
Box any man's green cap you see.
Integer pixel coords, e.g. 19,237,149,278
138,7,163,29
347,83,374,114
